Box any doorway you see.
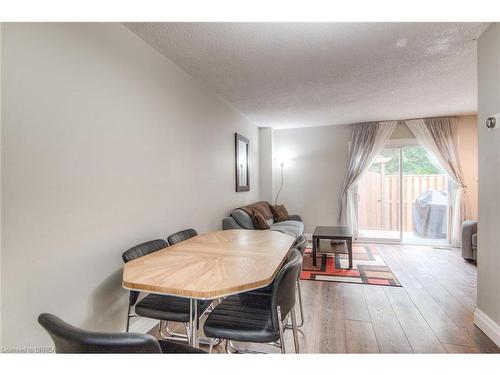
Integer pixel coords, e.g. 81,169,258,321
357,140,451,245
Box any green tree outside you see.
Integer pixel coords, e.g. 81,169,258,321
369,147,442,175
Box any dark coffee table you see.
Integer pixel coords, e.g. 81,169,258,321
312,226,353,268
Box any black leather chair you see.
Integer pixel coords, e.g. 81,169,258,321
38,313,204,353
203,248,302,354
292,235,307,327
294,235,308,256
166,228,198,246
245,235,307,328
163,228,215,342
122,239,212,342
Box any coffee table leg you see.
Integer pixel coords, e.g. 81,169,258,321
347,237,353,269
312,237,317,266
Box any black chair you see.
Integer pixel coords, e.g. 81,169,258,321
292,235,307,327
38,313,204,353
203,248,302,354
245,235,307,328
294,235,308,256
167,228,198,246
122,239,212,342
163,228,215,342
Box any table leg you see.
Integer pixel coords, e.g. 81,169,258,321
189,299,199,348
347,237,353,269
312,237,317,266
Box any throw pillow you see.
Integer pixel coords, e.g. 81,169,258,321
252,211,270,230
271,204,289,223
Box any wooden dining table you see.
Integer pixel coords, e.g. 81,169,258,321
122,229,296,348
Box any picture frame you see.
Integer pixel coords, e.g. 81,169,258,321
235,133,250,192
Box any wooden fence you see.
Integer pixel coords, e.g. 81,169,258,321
357,172,448,232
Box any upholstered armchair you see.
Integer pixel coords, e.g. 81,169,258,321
461,220,478,261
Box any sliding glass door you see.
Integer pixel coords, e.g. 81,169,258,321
357,148,401,240
357,141,451,245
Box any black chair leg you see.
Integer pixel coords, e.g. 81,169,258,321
297,282,305,327
125,306,132,332
277,306,286,354
290,306,300,353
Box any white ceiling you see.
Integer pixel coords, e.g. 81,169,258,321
125,22,489,129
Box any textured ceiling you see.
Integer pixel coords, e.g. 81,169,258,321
124,22,489,128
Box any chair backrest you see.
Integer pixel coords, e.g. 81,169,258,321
122,239,168,306
270,248,302,330
293,235,308,256
167,228,198,246
38,313,162,353
122,239,168,263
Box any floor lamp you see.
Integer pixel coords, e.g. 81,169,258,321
274,160,286,205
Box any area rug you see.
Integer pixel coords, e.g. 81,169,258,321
300,243,401,286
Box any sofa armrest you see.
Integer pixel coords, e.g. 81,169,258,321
461,220,478,260
223,217,245,230
288,214,302,222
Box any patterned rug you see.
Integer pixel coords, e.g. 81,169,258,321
300,243,401,286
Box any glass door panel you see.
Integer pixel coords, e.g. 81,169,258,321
357,148,401,240
401,146,449,244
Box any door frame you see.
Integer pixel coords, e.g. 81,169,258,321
356,138,452,245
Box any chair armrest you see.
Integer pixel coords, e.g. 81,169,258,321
461,220,477,260
462,220,478,239
288,214,302,222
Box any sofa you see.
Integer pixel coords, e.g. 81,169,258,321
461,220,477,261
223,201,307,252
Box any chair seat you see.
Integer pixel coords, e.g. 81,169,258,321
203,294,279,343
135,294,212,323
158,340,206,353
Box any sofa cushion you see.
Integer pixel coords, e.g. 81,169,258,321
238,201,273,220
270,204,289,222
270,220,304,238
270,227,297,238
252,211,270,230
472,233,478,249
230,209,255,230
274,220,304,231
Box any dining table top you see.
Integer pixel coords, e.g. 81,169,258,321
122,229,296,300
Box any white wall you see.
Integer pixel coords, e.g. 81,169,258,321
1,23,260,349
272,125,351,233
259,127,274,203
390,122,414,139
475,23,500,344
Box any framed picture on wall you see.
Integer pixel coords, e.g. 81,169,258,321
235,133,250,192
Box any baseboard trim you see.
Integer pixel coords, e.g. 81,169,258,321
129,317,158,334
474,308,500,347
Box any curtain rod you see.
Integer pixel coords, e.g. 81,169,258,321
352,114,468,126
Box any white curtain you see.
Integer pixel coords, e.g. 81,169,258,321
338,121,397,234
406,118,469,247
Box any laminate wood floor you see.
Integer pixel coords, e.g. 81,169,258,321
149,243,499,353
